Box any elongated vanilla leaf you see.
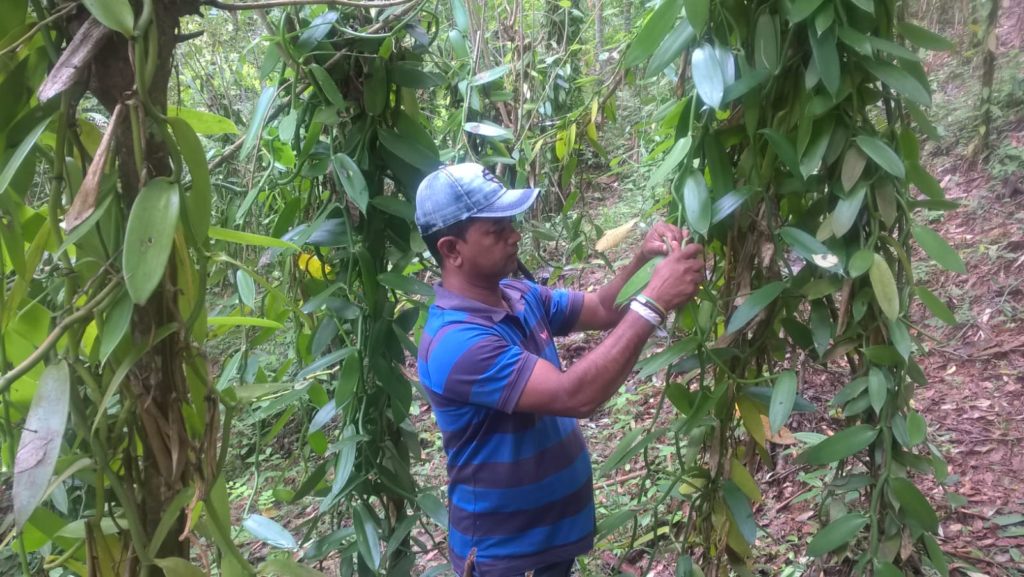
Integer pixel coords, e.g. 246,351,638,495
797,424,878,465
915,286,956,325
154,558,205,577
788,0,826,23
14,363,70,529
352,503,382,570
692,44,725,109
863,60,931,107
623,0,685,68
595,218,639,252
890,477,939,532
760,129,802,178
99,290,133,364
167,107,238,135
769,371,797,435
167,117,211,244
241,86,277,159
807,514,869,557
645,19,696,78
712,188,753,224
309,64,347,109
468,64,510,86
236,270,256,308
378,272,434,297
912,225,965,274
243,515,298,550
831,184,866,238
840,145,867,192
208,316,284,330
123,178,180,304
0,118,49,196
648,136,692,187
723,480,756,544
779,227,840,272
258,559,327,577
681,171,711,236
727,281,786,335
898,22,954,51
615,256,663,305
869,254,900,320
331,153,368,213
684,0,709,32
82,0,134,37
209,226,299,251
464,122,513,140
855,136,905,180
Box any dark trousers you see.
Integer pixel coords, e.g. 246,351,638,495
467,560,575,577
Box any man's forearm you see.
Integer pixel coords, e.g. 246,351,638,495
563,311,656,416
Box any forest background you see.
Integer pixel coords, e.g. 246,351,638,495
0,0,1022,575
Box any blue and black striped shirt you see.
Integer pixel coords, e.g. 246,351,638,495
417,280,593,576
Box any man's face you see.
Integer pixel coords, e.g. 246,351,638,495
453,217,522,280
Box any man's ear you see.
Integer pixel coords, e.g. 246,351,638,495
436,236,462,268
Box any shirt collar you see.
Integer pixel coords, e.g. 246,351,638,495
433,281,525,323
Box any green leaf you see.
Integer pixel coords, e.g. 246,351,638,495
912,225,965,274
726,281,786,335
450,0,469,31
377,128,438,171
243,515,298,550
0,117,48,196
754,14,780,71
797,424,878,465
779,227,840,271
123,178,180,304
807,513,869,557
889,476,939,532
721,68,770,103
258,559,327,577
684,0,709,32
848,0,873,14
907,410,927,446
907,162,944,199
769,371,797,435
867,36,921,61
645,18,696,78
868,366,887,414
154,558,206,577
808,25,840,96
854,136,906,180
898,22,954,51
916,286,956,325
167,117,211,244
237,270,256,308
378,272,434,297
417,494,448,529
923,533,949,577
13,363,70,530
874,561,904,577
649,136,692,187
309,65,347,109
82,0,134,37
99,291,133,364
723,480,756,544
869,254,900,320
209,226,299,251
831,184,866,238
624,0,685,68
712,188,752,224
760,129,802,178
615,256,663,305
331,153,368,214
241,87,277,159
352,503,381,570
468,64,510,86
863,60,931,107
464,122,513,140
681,171,711,236
849,248,874,278
692,43,725,109
167,107,238,135
208,316,283,330
841,146,867,192
788,0,826,23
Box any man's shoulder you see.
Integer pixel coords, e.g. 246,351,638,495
419,307,497,358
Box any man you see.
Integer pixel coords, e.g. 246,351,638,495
414,163,704,577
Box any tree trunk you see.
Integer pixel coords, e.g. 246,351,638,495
593,0,604,73
623,0,633,35
977,0,1000,158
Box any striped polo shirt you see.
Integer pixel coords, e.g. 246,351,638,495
417,279,594,576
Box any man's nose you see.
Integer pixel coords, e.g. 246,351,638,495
510,227,522,243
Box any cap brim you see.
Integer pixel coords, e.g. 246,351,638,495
474,187,541,218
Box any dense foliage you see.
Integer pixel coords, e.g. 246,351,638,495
0,0,1006,575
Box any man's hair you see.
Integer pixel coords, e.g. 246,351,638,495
423,218,476,265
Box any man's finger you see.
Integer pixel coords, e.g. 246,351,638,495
679,243,704,258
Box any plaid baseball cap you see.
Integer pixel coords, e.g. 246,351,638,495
414,163,540,236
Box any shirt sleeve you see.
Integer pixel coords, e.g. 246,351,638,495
423,324,539,413
534,283,585,337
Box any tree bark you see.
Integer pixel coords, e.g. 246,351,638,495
593,0,603,73
977,0,1000,157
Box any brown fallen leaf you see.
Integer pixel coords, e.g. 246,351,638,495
64,102,124,230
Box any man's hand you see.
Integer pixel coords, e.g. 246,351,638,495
642,240,705,311
639,222,689,261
